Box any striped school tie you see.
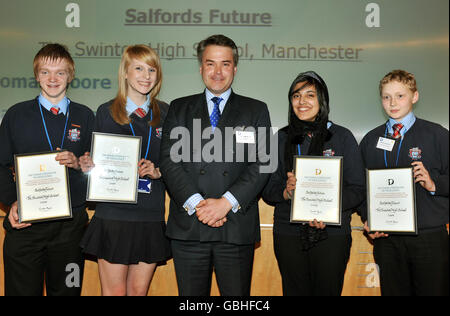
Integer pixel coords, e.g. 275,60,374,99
134,107,147,118
392,123,403,139
50,107,60,115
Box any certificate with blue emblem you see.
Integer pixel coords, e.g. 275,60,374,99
87,132,141,203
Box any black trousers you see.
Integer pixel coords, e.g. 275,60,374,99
373,227,449,296
171,239,255,296
274,232,352,296
3,210,88,296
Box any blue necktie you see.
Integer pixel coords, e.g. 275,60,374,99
210,97,223,129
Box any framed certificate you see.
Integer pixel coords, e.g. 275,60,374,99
87,132,141,203
366,167,417,235
290,156,343,225
15,151,72,223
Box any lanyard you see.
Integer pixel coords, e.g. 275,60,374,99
297,135,311,155
39,102,70,151
129,109,152,160
383,125,403,167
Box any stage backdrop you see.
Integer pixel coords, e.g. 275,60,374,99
0,0,448,139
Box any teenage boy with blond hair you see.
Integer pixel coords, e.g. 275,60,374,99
360,69,449,296
0,44,94,296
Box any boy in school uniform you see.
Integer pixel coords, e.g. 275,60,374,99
0,44,95,296
360,69,449,296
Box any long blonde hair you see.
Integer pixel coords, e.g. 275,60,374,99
110,45,162,126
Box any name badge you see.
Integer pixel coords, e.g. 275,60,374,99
138,178,152,194
236,131,255,144
376,137,396,152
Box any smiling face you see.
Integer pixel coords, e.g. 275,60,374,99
35,57,71,104
200,45,237,96
291,81,320,122
381,80,419,122
126,58,157,105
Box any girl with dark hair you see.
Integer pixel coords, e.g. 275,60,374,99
262,71,365,296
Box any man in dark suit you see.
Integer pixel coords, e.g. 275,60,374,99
160,34,272,296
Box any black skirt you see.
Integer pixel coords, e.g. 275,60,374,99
80,216,172,265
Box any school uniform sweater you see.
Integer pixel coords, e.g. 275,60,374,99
359,118,449,230
0,97,95,212
262,123,366,236
92,100,169,222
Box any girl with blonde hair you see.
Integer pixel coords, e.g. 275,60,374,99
80,45,171,296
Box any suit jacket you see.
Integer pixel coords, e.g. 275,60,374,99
160,90,272,245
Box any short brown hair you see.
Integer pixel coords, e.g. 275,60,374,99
197,34,239,65
379,69,417,95
33,43,75,81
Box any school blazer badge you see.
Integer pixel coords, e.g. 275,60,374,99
156,127,163,139
408,147,422,160
323,148,335,157
68,128,81,142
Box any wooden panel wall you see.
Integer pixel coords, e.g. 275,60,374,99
0,199,381,296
